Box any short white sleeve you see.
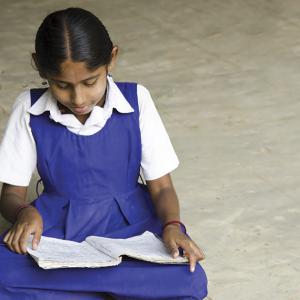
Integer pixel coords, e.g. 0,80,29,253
0,90,37,186
138,85,179,180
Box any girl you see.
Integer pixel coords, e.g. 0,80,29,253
0,7,207,300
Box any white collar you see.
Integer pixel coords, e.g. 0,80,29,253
27,76,134,129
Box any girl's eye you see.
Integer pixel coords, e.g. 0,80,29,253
55,79,97,89
84,80,97,87
56,83,69,89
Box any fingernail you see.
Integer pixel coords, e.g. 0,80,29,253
33,242,37,250
173,251,179,258
190,267,195,272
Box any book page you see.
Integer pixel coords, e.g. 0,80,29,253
86,231,189,264
26,235,121,269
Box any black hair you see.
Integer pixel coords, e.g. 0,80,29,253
33,7,113,77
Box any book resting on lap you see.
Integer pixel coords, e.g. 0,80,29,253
26,231,190,269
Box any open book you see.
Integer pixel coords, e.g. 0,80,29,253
26,231,189,269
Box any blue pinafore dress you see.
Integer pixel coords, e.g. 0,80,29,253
0,82,208,300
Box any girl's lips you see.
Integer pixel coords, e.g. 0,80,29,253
72,105,90,114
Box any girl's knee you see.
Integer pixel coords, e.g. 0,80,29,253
0,279,13,300
192,263,208,299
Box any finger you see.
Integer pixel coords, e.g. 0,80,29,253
166,239,179,258
32,227,42,250
176,240,197,272
176,239,193,254
11,225,26,254
192,243,205,260
197,248,205,260
3,229,12,243
7,228,17,253
181,239,205,261
187,251,197,273
6,227,16,249
19,225,33,254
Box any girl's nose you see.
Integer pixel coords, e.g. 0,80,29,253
71,86,86,107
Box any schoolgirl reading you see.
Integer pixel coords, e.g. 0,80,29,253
0,7,207,300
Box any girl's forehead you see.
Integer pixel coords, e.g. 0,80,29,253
51,60,105,83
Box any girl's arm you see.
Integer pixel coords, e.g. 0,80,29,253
147,174,205,272
146,174,180,227
0,183,43,254
0,183,28,223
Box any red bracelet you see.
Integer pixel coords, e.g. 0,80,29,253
163,220,187,234
14,203,31,221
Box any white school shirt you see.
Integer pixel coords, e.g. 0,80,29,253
0,76,179,186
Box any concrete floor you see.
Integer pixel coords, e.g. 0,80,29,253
0,1,299,299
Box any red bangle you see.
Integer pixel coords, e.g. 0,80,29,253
14,203,31,221
163,220,187,234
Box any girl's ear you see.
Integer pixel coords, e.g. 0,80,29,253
31,53,39,70
31,53,47,79
108,46,119,73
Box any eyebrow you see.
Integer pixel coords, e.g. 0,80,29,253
51,74,100,84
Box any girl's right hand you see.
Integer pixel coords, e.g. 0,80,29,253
3,206,43,255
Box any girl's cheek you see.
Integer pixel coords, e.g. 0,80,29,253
52,91,69,105
90,83,107,103
49,85,67,99
95,78,107,93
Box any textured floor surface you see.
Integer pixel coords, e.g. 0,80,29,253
0,1,299,299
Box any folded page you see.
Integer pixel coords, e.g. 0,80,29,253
26,235,120,269
86,231,189,264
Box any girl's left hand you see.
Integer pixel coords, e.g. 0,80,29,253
162,225,205,272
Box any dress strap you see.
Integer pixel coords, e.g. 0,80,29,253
115,82,139,119
30,88,48,106
114,82,146,185
30,87,48,197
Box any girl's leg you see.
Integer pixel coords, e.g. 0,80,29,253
0,235,113,300
112,296,201,300
0,231,207,300
0,284,112,300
